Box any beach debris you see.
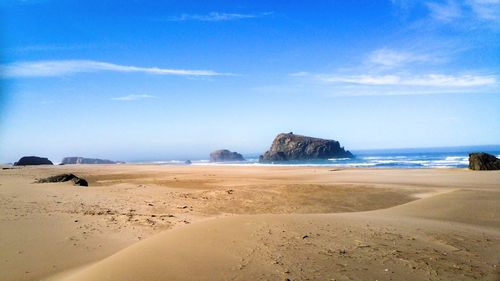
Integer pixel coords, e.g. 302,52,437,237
35,173,88,186
226,189,234,194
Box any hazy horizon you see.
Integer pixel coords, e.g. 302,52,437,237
1,1,499,163
3,142,500,164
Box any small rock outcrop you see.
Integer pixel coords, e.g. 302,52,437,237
14,156,53,166
35,173,88,186
209,149,245,162
469,153,500,170
61,157,118,165
260,133,354,162
185,160,192,165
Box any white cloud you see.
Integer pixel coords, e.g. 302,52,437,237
168,12,272,22
321,73,497,87
283,71,498,96
392,0,500,25
426,0,462,22
111,94,157,101
368,48,432,67
1,60,228,78
467,0,500,21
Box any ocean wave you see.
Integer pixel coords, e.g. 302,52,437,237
132,152,500,169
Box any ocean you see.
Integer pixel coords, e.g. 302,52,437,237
134,145,500,169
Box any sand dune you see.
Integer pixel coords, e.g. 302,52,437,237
1,165,499,281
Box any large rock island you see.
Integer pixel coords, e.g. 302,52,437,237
210,150,245,162
469,153,500,170
61,157,120,165
14,156,53,166
259,133,354,162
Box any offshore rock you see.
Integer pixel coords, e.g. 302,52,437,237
209,150,245,162
260,133,354,162
14,156,53,166
61,157,118,165
469,153,500,170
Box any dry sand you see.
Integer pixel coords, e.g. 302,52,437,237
0,165,499,281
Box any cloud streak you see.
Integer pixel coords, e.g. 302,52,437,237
468,0,500,21
394,0,500,24
111,94,157,101
284,72,498,96
426,0,462,22
1,60,228,78
368,48,433,67
320,73,497,87
167,12,272,22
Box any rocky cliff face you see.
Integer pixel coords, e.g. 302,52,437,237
209,150,245,162
259,133,354,162
469,153,500,170
61,157,118,165
14,156,53,166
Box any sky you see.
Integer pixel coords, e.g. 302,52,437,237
0,0,499,162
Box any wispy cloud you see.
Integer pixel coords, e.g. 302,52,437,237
1,60,229,78
426,0,462,22
284,71,498,96
111,94,157,101
167,12,272,22
393,0,500,25
320,73,497,87
468,0,500,21
368,48,433,67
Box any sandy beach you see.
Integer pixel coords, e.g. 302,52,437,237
0,165,499,281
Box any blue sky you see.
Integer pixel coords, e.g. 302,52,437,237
1,0,499,162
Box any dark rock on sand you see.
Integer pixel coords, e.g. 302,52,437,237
185,160,192,165
72,177,89,186
260,133,354,162
469,153,500,170
209,150,245,162
14,156,53,166
61,157,118,165
36,173,89,186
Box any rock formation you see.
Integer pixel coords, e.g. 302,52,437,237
469,153,500,170
61,157,119,165
35,173,88,186
209,150,245,162
14,156,53,166
185,160,192,165
259,133,354,162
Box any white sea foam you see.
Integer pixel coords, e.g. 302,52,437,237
133,151,500,169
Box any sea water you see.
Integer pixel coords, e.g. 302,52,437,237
133,145,500,169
